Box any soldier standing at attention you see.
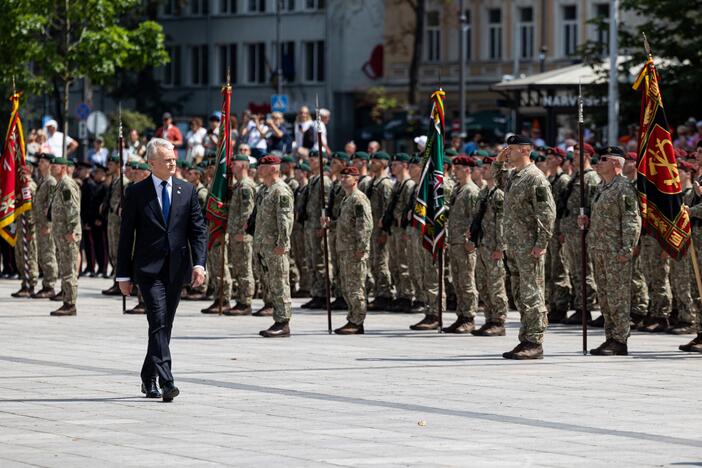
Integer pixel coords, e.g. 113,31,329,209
580,147,641,355
48,157,82,316
328,166,373,334
352,151,372,194
255,156,294,338
291,162,311,297
31,153,58,299
102,155,128,296
224,155,257,316
443,156,481,333
11,165,38,298
327,152,350,310
281,156,301,290
493,135,556,359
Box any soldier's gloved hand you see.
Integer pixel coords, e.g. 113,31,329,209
530,247,546,258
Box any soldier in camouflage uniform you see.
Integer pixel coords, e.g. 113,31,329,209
584,147,641,355
493,135,556,359
281,156,300,289
31,154,58,298
291,162,311,296
224,155,257,316
352,151,372,194
102,155,129,296
48,157,82,316
11,166,38,298
181,164,210,300
471,157,508,336
327,152,350,310
442,158,457,311
638,233,672,332
301,152,332,309
330,166,373,334
443,156,481,333
255,156,294,338
366,151,395,311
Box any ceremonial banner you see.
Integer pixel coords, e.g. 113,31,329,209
412,89,447,258
633,57,690,259
205,82,233,248
0,92,32,246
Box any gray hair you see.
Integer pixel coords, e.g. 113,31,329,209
319,108,331,118
146,138,174,161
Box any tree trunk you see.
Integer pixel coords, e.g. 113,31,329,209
408,0,425,106
63,79,70,158
52,79,63,127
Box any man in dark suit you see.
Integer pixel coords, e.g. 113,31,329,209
116,138,207,402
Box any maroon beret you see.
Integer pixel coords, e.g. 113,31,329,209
452,155,475,167
546,147,566,158
340,166,359,176
575,143,596,156
258,155,281,165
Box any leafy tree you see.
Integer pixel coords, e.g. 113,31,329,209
102,109,155,150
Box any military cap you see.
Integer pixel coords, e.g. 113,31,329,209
66,159,75,167
473,158,484,167
625,152,638,161
250,162,258,169
340,166,360,176
575,143,596,156
234,154,250,162
506,134,532,146
591,156,600,165
281,155,295,164
331,151,350,162
296,162,311,173
75,161,91,169
309,150,319,157
108,154,121,163
176,159,188,169
393,152,411,163
137,162,151,171
39,153,55,162
353,151,370,161
94,163,107,171
445,149,459,157
530,151,540,161
259,155,281,165
323,164,331,173
475,150,491,158
182,160,193,169
482,157,495,166
598,145,625,157
371,151,391,161
545,147,566,158
444,158,453,167
51,157,68,166
409,155,422,165
566,151,574,161
452,156,475,167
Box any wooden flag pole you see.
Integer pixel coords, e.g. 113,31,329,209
578,82,587,355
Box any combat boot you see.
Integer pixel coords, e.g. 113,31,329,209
259,320,290,338
334,321,364,335
367,296,392,311
589,315,605,328
409,315,439,331
50,303,76,316
442,316,475,334
330,297,348,310
679,333,702,352
472,321,506,336
201,299,230,314
502,341,526,359
666,321,695,335
446,295,457,311
291,288,310,298
590,338,628,356
49,290,64,302
409,300,426,314
252,304,274,316
389,297,413,313
547,308,567,324
101,282,121,296
124,302,146,314
31,287,55,299
224,302,252,316
182,291,208,301
11,286,33,298
509,341,543,360
563,309,591,325
301,297,326,309
638,316,668,333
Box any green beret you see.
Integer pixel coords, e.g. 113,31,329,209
108,154,120,163
250,162,258,169
371,151,390,161
296,162,311,173
309,150,319,157
176,159,187,168
353,151,370,161
40,153,55,163
234,154,250,162
566,151,574,161
281,155,295,164
323,164,331,173
444,158,453,167
409,155,422,165
475,150,491,158
332,151,350,162
591,156,600,165
139,162,152,171
66,159,75,167
473,158,484,167
393,152,411,163
530,151,540,161
445,149,458,157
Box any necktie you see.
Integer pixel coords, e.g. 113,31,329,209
161,180,170,224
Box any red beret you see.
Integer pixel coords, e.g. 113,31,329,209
482,157,495,166
575,143,596,156
340,166,359,176
452,155,475,167
626,152,638,161
258,155,281,165
546,147,566,158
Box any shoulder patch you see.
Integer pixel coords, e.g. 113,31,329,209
280,195,291,209
62,189,71,201
355,204,365,217
242,188,252,200
536,186,549,202
624,195,636,212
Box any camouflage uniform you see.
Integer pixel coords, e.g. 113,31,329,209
190,182,209,295
14,180,38,288
669,187,696,327
327,179,347,298
443,176,457,301
227,177,256,307
254,178,294,322
475,184,508,324
493,161,556,344
207,175,231,304
367,174,395,300
447,179,480,319
388,178,416,302
304,174,332,298
640,233,671,318
683,186,702,333
292,181,310,292
336,188,372,325
107,174,128,269
34,174,58,290
50,174,82,305
285,175,301,287
546,171,572,315
588,175,641,343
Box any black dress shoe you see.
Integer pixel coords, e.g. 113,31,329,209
141,380,161,398
161,382,180,402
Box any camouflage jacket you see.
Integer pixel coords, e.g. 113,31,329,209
34,174,56,227
447,179,481,245
227,177,256,240
50,175,82,239
305,174,331,229
477,184,506,252
587,175,641,256
367,175,394,226
559,169,600,235
336,189,372,254
254,178,294,251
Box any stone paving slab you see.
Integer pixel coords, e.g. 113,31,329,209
0,277,701,467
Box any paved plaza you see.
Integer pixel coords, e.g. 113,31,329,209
0,277,701,467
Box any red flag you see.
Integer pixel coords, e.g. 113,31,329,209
0,92,32,246
633,57,690,259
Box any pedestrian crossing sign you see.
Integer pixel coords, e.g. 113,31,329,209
271,95,288,113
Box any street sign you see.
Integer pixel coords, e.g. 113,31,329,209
76,102,91,120
271,94,288,113
86,111,108,136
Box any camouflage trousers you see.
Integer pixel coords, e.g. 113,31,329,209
228,237,254,306
291,224,310,292
370,228,393,299
339,251,368,325
591,249,632,343
505,248,548,344
409,229,444,316
448,242,478,319
259,251,292,322
670,250,696,325
54,235,80,305
630,253,649,316
563,231,598,311
107,213,120,268
36,227,58,289
546,235,571,313
389,227,414,300
207,238,231,302
304,228,331,298
690,229,702,333
329,228,342,297
14,221,38,288
640,235,671,318
476,246,508,324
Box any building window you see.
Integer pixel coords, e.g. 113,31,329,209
246,43,267,83
425,11,440,62
304,0,325,10
279,41,296,82
595,3,610,51
303,40,325,82
219,0,237,14
247,0,266,12
190,0,209,15
190,45,209,86
488,8,502,60
218,44,238,84
463,10,471,61
563,5,578,56
164,45,182,86
278,0,296,11
163,0,182,16
518,7,534,59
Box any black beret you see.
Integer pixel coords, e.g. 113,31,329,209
599,146,625,157
506,135,532,146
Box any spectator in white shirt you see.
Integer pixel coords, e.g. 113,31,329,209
185,117,208,164
88,137,109,167
45,119,78,157
240,111,268,159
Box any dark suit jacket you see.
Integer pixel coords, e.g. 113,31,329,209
116,176,207,285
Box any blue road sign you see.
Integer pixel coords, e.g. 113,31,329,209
76,102,91,120
271,95,288,113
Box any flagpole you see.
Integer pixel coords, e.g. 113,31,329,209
118,103,126,313
12,79,31,294
316,94,332,334
578,82,587,355
219,70,232,316
437,248,444,333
